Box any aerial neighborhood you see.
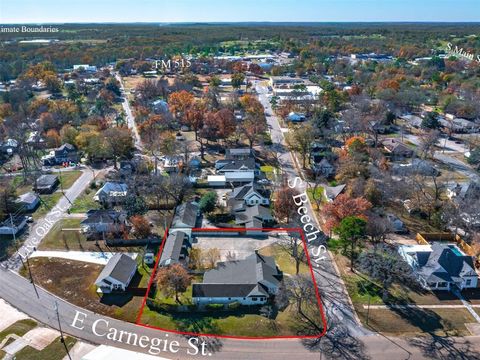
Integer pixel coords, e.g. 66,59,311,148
0,18,479,360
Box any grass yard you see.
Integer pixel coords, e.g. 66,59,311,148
0,319,37,342
33,193,63,220
39,218,155,253
141,302,318,337
21,257,150,323
14,336,76,360
38,218,92,251
69,187,100,213
357,307,475,337
258,243,310,275
57,171,82,189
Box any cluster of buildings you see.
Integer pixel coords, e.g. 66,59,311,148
269,76,322,104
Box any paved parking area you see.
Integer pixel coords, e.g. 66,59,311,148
193,235,279,261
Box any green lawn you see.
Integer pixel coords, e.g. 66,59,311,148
34,193,63,220
0,319,37,342
141,303,313,337
57,171,82,189
69,187,99,213
14,336,76,360
258,243,310,275
38,218,90,251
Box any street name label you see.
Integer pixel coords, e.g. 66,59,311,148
71,310,212,357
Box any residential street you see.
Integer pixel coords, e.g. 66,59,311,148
0,169,94,271
2,267,479,360
115,72,143,151
255,81,371,338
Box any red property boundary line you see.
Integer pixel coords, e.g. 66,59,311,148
136,227,328,340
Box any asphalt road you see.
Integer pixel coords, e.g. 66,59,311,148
115,72,143,151
255,81,370,338
4,267,479,360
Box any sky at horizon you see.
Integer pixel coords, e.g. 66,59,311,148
0,0,479,24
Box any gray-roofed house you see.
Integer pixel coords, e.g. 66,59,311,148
392,159,439,177
159,231,191,266
227,182,270,210
323,184,346,203
234,204,273,226
81,210,127,234
33,174,59,194
192,251,282,306
382,138,414,159
43,143,79,166
225,148,254,160
170,201,199,239
15,192,40,211
54,143,78,163
215,158,258,174
94,182,128,205
399,243,478,291
401,114,423,129
94,254,137,293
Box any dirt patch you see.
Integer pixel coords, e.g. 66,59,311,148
25,258,144,323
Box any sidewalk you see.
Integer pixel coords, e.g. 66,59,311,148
29,250,138,265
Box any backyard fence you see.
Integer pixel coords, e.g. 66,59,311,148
416,232,475,257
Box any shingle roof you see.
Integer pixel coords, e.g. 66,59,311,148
203,253,281,286
172,201,199,228
416,243,477,284
230,182,268,201
81,210,125,225
95,254,137,285
235,205,272,224
159,231,189,265
57,143,76,152
193,253,281,298
96,182,128,197
16,192,39,204
35,174,58,187
217,158,256,172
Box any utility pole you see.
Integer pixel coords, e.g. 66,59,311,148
54,301,72,360
58,171,73,206
10,214,39,298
